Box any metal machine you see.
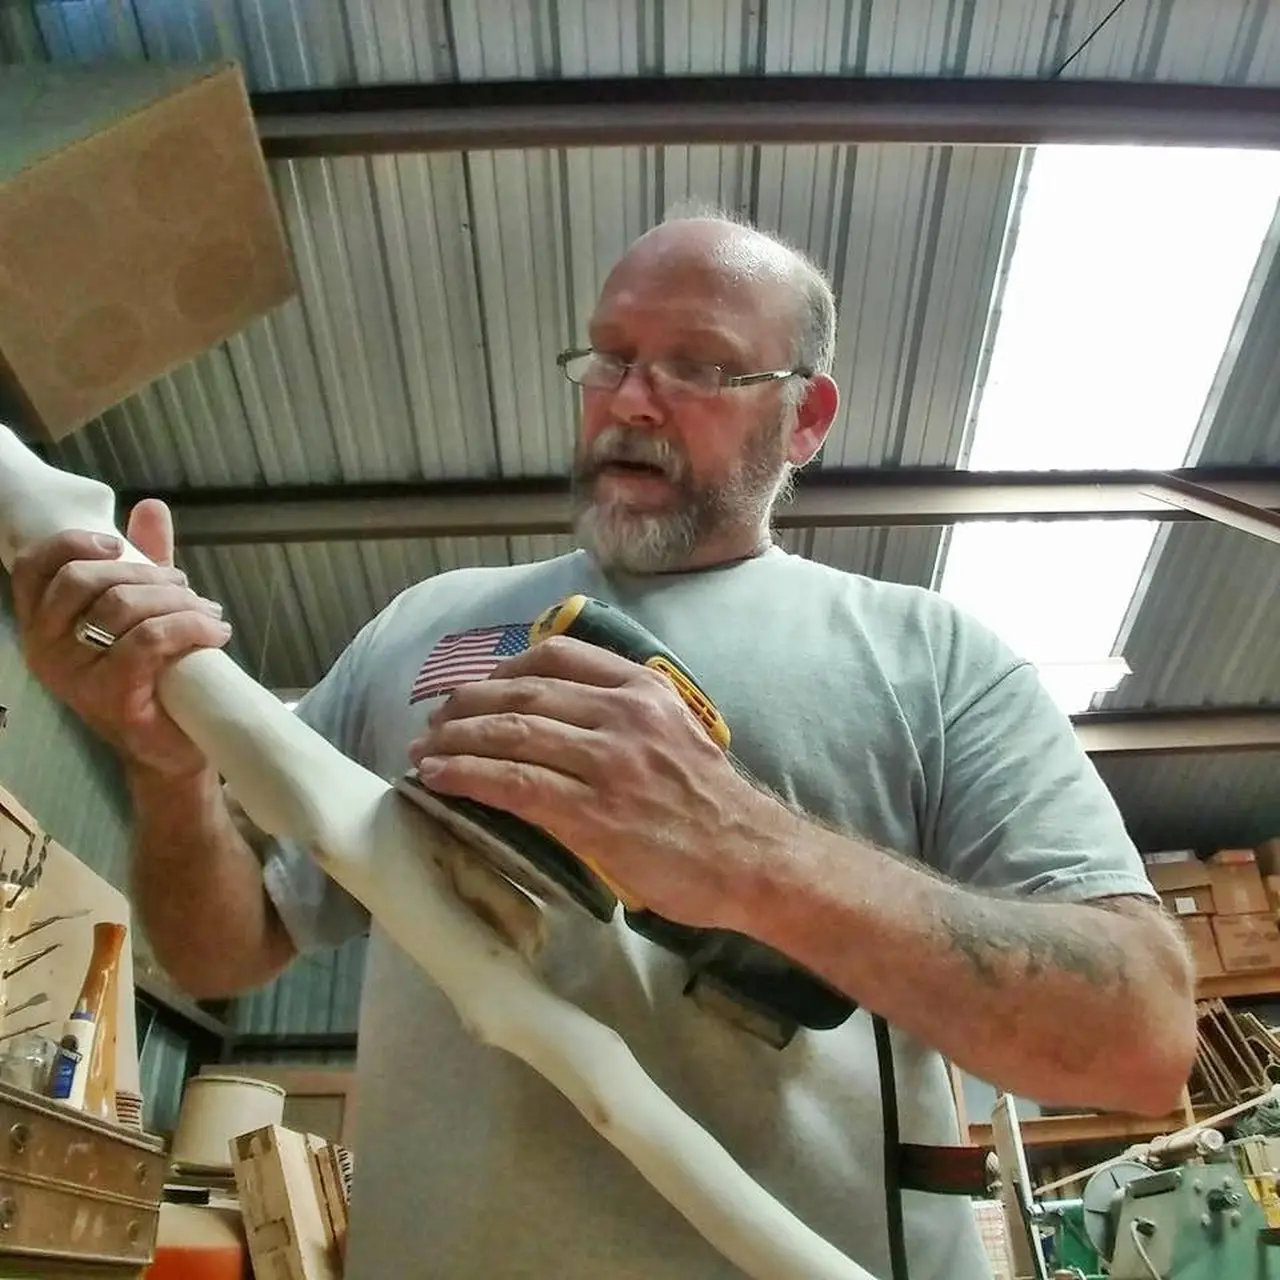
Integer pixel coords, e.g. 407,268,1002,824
989,1091,1280,1279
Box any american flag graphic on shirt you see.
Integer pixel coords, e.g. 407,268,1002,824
409,622,531,703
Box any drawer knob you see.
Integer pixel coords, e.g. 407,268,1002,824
0,1195,16,1230
126,1219,141,1243
8,1124,28,1155
135,1161,149,1186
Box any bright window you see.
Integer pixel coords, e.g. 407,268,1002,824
938,145,1280,711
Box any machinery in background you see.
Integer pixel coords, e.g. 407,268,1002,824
988,1088,1280,1279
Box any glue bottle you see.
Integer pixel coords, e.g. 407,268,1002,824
47,1007,96,1108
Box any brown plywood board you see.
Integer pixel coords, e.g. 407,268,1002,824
0,60,293,438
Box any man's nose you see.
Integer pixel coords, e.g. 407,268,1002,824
608,364,664,428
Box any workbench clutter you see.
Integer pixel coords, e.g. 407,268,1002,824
997,1088,1280,1280
150,1071,353,1280
1145,839,1280,977
1190,999,1280,1109
0,783,165,1277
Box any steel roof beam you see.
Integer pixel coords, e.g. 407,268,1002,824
131,467,1280,547
251,76,1280,158
1073,708,1280,757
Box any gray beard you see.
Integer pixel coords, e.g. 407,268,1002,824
571,419,794,574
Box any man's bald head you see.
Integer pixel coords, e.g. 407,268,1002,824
603,212,837,383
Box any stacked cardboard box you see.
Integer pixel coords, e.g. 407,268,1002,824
1144,842,1280,977
1144,851,1222,977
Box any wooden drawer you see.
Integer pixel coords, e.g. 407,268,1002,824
0,1082,163,1269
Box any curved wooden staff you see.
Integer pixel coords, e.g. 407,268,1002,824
0,425,875,1280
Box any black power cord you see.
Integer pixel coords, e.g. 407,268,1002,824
875,1013,911,1280
1051,0,1136,78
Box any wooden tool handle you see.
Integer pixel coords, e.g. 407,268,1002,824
80,922,125,1119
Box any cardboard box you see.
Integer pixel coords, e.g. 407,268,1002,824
1180,916,1225,978
1265,875,1280,915
1211,914,1280,972
1146,859,1214,899
1160,886,1215,917
1208,850,1270,915
0,61,293,439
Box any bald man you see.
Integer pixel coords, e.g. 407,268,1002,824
13,213,1194,1279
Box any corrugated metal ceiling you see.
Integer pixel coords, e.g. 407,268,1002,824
49,139,1018,493
11,1,1280,88
1095,751,1280,853
1105,523,1280,710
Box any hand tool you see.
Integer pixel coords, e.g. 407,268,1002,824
396,593,855,1048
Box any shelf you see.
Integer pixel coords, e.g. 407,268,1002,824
969,1105,1216,1149
1197,969,1280,999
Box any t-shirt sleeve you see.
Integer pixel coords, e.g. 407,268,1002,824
932,659,1158,905
253,625,379,955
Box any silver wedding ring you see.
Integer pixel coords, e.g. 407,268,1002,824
74,619,117,652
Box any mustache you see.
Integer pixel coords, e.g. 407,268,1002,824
575,427,687,483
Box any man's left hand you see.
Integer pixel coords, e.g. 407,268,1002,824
408,635,777,929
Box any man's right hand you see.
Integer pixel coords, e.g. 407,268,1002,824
11,498,233,779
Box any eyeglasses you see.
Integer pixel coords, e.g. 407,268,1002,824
556,348,811,398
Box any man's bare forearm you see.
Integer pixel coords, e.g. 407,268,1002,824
727,800,1197,1115
128,764,296,999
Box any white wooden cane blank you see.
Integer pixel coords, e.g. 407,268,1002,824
0,424,875,1280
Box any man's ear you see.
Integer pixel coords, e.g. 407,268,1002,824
787,374,839,467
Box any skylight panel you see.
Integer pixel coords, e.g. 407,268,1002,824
938,145,1280,712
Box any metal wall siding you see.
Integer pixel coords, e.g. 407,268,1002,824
1095,751,1280,853
1187,218,1280,467
232,934,365,1035
137,1016,190,1136
1105,523,1280,710
0,598,133,891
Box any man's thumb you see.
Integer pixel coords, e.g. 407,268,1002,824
125,499,176,568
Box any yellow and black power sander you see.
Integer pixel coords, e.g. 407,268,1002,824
397,595,854,1048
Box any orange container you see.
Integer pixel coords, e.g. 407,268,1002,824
144,1202,250,1280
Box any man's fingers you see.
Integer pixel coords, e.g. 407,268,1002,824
10,530,124,627
492,634,641,687
428,675,609,731
415,753,591,827
126,499,176,568
83,584,223,644
414,713,602,782
107,610,233,668
36,561,197,646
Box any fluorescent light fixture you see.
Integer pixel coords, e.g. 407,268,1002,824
283,700,299,712
939,145,1280,711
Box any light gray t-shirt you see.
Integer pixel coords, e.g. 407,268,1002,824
261,545,1155,1280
